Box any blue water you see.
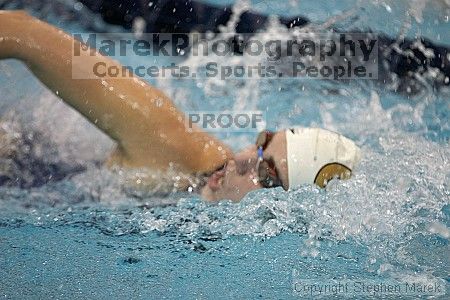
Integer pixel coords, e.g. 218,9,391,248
0,0,449,299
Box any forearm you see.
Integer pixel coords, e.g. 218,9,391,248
0,11,232,173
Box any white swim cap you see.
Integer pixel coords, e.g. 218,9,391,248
285,127,361,189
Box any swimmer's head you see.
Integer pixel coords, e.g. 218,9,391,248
285,127,361,188
201,127,361,202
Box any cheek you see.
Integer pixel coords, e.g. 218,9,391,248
223,171,261,193
225,171,249,186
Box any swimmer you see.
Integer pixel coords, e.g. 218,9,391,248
0,11,361,201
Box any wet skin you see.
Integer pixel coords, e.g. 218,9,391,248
0,12,297,202
0,11,232,175
201,131,290,202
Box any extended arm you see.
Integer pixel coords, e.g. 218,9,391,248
0,11,232,174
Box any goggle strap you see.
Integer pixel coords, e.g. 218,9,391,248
257,146,264,159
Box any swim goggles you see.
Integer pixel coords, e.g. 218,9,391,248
255,130,283,188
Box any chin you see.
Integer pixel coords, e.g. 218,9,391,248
201,186,250,202
200,185,217,202
200,185,240,202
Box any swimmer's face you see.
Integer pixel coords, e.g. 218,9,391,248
201,131,289,202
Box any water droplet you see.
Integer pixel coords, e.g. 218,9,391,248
74,2,83,11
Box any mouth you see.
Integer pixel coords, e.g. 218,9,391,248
207,167,226,192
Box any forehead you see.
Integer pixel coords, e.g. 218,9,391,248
264,130,289,189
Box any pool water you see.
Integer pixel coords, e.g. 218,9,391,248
0,0,449,299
